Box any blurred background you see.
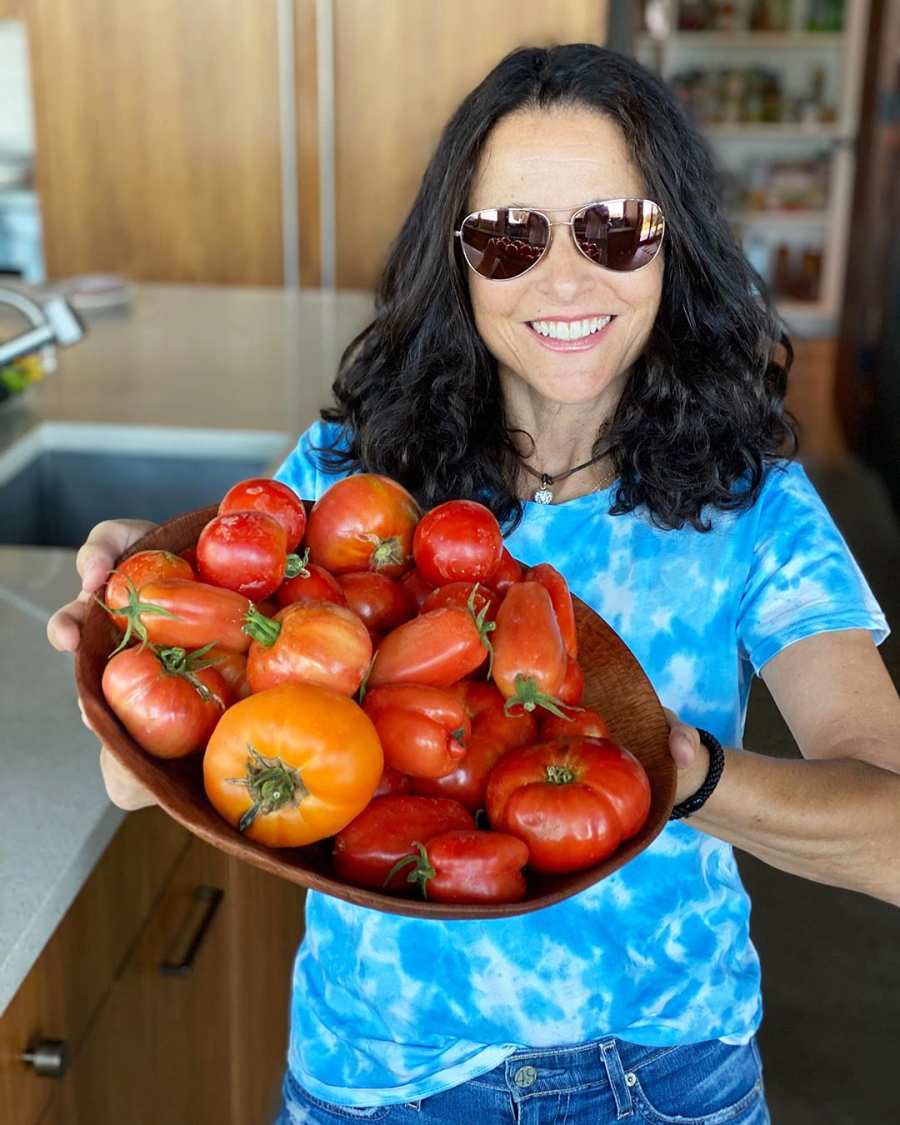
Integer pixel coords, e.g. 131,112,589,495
0,2,897,1123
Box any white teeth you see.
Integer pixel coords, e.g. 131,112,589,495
530,316,612,340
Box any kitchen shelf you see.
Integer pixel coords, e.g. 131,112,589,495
637,31,844,48
731,209,829,224
703,123,844,138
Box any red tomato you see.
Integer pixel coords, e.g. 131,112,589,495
411,730,512,811
412,500,503,586
388,830,529,904
219,477,307,551
196,510,293,600
400,568,435,610
204,644,252,701
101,644,230,758
245,601,372,696
275,560,348,609
364,684,470,778
372,766,412,798
304,474,421,577
332,794,474,892
180,546,197,568
203,683,383,847
103,550,195,634
539,706,611,741
367,606,491,688
421,581,498,622
492,582,567,716
115,578,254,652
487,547,523,594
454,680,538,749
486,737,651,873
525,563,578,658
338,572,417,634
558,655,584,705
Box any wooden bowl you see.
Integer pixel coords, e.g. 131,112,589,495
76,505,675,919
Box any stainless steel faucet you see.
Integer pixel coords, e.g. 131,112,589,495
0,286,85,372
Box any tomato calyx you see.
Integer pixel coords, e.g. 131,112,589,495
242,603,282,647
370,535,408,572
466,584,496,675
155,641,227,706
96,575,179,655
503,673,569,719
383,840,436,899
225,743,310,833
544,763,578,785
283,549,308,580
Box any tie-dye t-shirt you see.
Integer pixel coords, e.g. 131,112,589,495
273,420,888,1108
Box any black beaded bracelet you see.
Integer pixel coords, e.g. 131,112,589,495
669,729,725,821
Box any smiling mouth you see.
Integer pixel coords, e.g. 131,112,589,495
526,315,615,342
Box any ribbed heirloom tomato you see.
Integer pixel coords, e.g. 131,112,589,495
203,683,383,847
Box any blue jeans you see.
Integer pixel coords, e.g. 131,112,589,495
276,1036,769,1123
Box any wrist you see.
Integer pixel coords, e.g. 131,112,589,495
670,729,726,820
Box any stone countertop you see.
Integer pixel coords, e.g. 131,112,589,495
0,283,374,1015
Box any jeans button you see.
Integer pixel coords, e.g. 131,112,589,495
514,1065,538,1088
624,1072,637,1087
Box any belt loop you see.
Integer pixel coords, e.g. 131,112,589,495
599,1039,635,1119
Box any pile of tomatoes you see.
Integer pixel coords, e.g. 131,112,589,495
99,473,651,905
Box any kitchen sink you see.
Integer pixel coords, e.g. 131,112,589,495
0,422,292,548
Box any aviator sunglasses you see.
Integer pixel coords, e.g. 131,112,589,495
454,197,665,281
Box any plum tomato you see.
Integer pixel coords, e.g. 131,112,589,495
275,557,348,609
412,500,503,587
218,477,307,551
363,683,470,778
103,550,195,634
492,582,567,717
387,829,530,904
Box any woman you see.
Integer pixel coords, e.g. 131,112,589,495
48,45,899,1124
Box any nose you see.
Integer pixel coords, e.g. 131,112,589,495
534,221,604,300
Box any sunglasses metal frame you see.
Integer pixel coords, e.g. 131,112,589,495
453,197,666,280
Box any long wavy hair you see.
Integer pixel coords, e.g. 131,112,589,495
318,44,798,532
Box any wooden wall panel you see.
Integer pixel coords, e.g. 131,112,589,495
26,0,284,284
332,0,608,290
294,0,321,287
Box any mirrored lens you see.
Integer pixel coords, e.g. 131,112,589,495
573,199,665,272
458,208,550,280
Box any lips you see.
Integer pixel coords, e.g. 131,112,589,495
525,316,616,352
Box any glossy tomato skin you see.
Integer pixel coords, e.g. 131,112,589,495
455,680,538,749
246,601,372,696
203,683,383,847
399,568,435,610
367,606,488,688
492,582,567,704
421,581,498,622
332,794,474,892
412,500,503,587
104,550,195,632
539,706,610,742
205,644,252,700
558,655,584,706
372,766,412,798
219,477,307,551
524,563,578,659
338,572,417,634
134,579,253,651
304,474,421,577
485,737,651,873
102,645,230,758
409,829,530,904
275,563,347,609
196,510,289,600
363,684,470,778
487,547,523,595
411,730,511,810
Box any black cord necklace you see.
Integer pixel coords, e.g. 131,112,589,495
519,454,616,504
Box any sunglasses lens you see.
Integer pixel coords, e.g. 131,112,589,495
458,208,549,279
574,199,664,271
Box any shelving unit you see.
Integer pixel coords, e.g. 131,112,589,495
634,0,870,337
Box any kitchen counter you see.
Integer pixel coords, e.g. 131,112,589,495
0,283,374,1015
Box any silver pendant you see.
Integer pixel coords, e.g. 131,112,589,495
533,487,553,504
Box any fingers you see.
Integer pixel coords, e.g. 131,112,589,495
47,590,94,652
98,744,157,811
662,706,701,766
75,518,157,594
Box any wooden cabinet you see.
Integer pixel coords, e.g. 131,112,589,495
1,808,306,1125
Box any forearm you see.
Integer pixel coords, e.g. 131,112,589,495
687,748,900,907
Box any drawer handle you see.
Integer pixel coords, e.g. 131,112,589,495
22,1039,69,1078
160,884,224,977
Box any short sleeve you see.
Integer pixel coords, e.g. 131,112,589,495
736,462,890,674
272,420,348,502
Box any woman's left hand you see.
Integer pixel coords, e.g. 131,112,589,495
663,707,711,806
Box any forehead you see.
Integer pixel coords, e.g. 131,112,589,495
468,107,645,209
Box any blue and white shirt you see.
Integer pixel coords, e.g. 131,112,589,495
274,420,888,1108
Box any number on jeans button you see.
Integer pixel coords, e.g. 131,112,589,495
514,1065,538,1088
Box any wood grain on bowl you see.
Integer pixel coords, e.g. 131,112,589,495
76,504,676,920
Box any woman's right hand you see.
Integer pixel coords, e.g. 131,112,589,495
48,518,160,812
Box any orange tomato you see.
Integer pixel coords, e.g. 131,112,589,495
203,683,383,847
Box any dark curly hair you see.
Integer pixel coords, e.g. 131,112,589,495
318,43,798,532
